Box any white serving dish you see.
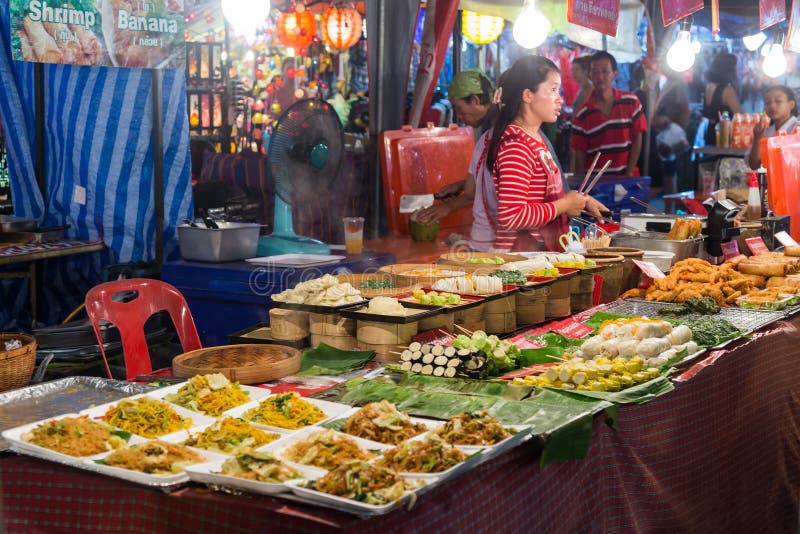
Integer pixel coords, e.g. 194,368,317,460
225,396,352,434
144,381,271,417
159,418,291,456
79,394,216,441
325,407,443,447
414,422,534,457
185,458,326,496
259,426,390,471
376,437,483,480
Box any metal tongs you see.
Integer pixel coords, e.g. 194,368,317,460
576,153,613,219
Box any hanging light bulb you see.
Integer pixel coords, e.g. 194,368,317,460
743,32,768,52
763,35,787,78
221,0,271,42
513,2,550,49
666,17,695,73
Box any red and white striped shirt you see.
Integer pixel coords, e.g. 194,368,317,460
492,124,558,250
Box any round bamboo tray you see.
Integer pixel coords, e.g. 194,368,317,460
269,308,310,341
335,273,419,298
485,295,516,334
310,333,359,350
378,263,466,287
172,344,301,384
308,313,356,336
356,320,418,345
516,289,548,326
0,334,36,393
418,311,455,332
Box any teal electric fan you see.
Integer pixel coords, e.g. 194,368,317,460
257,98,344,256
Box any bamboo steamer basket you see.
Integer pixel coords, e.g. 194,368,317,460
308,313,356,336
546,297,571,319
269,308,310,341
516,287,548,326
356,320,418,346
485,295,516,334
378,263,466,287
172,344,301,384
418,311,455,332
549,278,571,299
593,247,644,293
0,334,37,393
310,333,359,350
584,252,625,304
437,252,527,275
454,302,487,332
335,273,419,298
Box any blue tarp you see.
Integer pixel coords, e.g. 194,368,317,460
0,5,192,329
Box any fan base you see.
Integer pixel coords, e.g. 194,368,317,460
257,235,331,256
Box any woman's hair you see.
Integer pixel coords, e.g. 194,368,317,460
765,85,798,117
486,55,560,171
705,53,738,85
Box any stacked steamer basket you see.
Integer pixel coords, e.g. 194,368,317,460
454,302,486,332
268,309,310,348
570,265,603,314
546,274,573,319
356,320,419,363
516,284,550,327
308,312,359,350
485,295,516,334
583,252,625,304
593,246,644,293
335,273,418,299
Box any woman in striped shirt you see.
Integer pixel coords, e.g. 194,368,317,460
485,56,607,251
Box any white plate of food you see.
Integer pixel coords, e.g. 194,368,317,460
324,401,442,447
413,411,533,456
1,413,135,465
283,462,430,517
225,392,351,434
145,376,271,418
185,452,326,496
79,394,216,441
159,416,289,456
374,433,480,480
82,439,226,489
260,426,389,472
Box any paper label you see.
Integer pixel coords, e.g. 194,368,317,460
775,231,799,247
551,320,595,339
745,236,770,255
721,240,741,260
632,259,667,279
507,334,542,350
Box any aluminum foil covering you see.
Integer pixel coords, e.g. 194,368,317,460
0,376,153,451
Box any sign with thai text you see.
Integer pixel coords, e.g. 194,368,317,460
661,0,703,27
567,0,619,37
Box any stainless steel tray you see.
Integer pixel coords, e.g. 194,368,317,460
0,377,153,451
610,232,703,263
603,299,785,336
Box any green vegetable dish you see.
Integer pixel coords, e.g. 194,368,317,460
358,279,395,289
673,318,742,347
490,270,527,285
467,256,505,264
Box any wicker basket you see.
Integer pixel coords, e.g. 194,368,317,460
172,344,301,384
0,334,37,393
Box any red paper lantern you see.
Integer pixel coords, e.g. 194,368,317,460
276,10,317,49
321,5,362,50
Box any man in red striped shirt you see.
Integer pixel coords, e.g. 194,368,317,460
571,51,648,176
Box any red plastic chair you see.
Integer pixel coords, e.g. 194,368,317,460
84,278,202,380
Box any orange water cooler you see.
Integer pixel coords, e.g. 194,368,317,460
762,132,800,240
380,123,474,236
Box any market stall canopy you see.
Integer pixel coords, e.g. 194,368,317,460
460,0,645,63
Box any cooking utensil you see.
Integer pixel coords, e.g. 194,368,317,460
582,160,612,196
203,217,219,229
629,196,666,215
183,218,198,228
578,152,601,194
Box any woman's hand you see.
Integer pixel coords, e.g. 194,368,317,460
555,191,587,217
583,196,610,222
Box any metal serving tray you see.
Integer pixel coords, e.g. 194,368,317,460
611,231,703,263
0,377,153,451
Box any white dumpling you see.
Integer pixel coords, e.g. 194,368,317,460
685,341,699,354
669,325,692,345
636,339,662,358
581,337,603,357
599,324,619,339
618,339,639,358
601,339,619,357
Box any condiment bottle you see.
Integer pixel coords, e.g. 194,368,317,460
747,171,762,220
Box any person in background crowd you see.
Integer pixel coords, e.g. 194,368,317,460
702,52,742,146
487,56,607,252
651,70,691,197
570,55,593,113
747,85,798,170
571,51,647,176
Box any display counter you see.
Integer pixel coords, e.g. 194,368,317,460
1,313,797,533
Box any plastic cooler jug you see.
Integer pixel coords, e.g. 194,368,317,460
763,132,800,240
379,123,474,236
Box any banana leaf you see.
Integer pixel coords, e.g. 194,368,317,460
540,414,595,466
525,332,585,351
399,374,530,400
296,343,375,376
547,375,675,405
583,311,629,330
518,347,568,366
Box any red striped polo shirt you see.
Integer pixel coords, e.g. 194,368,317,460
570,88,647,174
492,124,557,250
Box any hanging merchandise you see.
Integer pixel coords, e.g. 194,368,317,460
276,8,318,49
462,10,504,45
322,4,363,50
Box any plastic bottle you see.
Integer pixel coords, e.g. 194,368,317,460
718,112,731,148
732,113,743,148
742,113,754,148
747,171,762,220
756,165,769,216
